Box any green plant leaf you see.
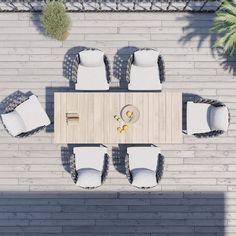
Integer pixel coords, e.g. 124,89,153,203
210,0,236,55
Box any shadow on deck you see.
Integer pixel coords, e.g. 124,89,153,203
179,13,236,75
0,191,225,235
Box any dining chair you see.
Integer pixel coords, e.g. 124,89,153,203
1,93,50,137
186,98,230,138
126,48,165,91
70,146,109,189
72,48,111,90
125,146,164,189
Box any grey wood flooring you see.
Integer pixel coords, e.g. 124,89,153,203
0,12,235,235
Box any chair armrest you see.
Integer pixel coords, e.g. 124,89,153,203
194,98,225,107
72,54,80,83
70,154,77,183
2,91,28,114
158,54,165,83
101,153,109,183
156,153,164,183
104,55,111,83
126,54,134,84
193,130,224,138
125,153,132,184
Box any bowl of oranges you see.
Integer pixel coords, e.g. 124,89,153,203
120,104,140,124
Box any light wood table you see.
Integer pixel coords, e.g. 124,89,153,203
54,92,183,144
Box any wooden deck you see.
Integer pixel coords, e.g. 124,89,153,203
0,12,235,235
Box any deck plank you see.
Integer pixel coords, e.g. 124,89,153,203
0,12,235,235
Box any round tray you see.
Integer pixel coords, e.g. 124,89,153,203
120,104,140,124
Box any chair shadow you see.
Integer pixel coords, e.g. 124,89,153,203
182,93,202,133
61,146,71,173
45,86,75,133
179,13,236,75
113,46,138,90
61,144,79,173
111,145,128,175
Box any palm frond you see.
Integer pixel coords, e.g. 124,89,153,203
220,0,236,16
210,0,236,56
224,31,236,55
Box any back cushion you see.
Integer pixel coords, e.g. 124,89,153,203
15,95,50,132
79,50,104,67
210,106,229,131
76,168,102,188
133,50,159,67
131,168,157,188
1,110,26,137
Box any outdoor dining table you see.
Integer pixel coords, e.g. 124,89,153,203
54,92,183,144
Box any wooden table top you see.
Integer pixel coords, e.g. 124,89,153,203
54,92,183,144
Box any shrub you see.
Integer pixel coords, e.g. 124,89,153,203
210,0,236,56
41,0,71,41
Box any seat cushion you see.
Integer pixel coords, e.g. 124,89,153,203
15,95,50,132
79,50,104,67
187,102,212,135
76,168,102,188
74,146,107,172
131,168,157,188
134,50,159,67
1,110,26,137
128,65,162,91
127,147,160,172
210,106,229,131
75,65,109,90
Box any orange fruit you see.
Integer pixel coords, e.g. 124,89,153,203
123,125,128,132
117,127,122,132
126,111,133,118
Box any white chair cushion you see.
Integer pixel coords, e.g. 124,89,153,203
134,50,159,67
187,102,212,135
210,106,229,131
127,147,160,172
79,50,104,67
75,65,109,91
15,95,50,132
131,168,157,188
76,168,102,188
74,146,107,172
128,65,161,91
1,110,26,137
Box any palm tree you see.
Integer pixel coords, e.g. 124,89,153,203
210,0,236,56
